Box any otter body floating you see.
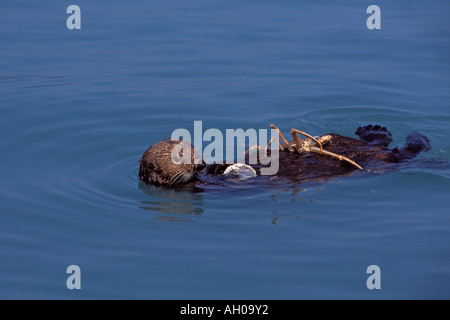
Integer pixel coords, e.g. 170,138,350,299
139,124,431,187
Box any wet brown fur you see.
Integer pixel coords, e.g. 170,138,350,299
139,125,431,186
139,138,204,185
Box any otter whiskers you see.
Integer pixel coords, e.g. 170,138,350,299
169,170,192,185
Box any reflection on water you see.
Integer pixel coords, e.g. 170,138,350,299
138,181,204,222
136,152,450,225
269,185,324,204
137,170,330,226
268,184,323,226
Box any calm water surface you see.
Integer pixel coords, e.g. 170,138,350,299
0,0,449,299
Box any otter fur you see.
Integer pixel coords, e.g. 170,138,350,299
139,125,431,186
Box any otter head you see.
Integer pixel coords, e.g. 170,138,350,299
139,138,205,185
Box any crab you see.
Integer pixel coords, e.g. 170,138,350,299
246,123,364,170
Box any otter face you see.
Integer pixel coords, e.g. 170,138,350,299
139,138,204,185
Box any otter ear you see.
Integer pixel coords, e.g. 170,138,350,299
355,125,393,147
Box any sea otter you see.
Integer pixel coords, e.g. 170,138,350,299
139,124,431,187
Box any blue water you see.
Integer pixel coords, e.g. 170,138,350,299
1,0,449,299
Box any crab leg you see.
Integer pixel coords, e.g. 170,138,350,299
290,128,323,154
243,145,260,155
270,123,291,150
271,123,364,170
244,137,282,157
264,137,280,155
309,147,363,170
290,128,363,170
